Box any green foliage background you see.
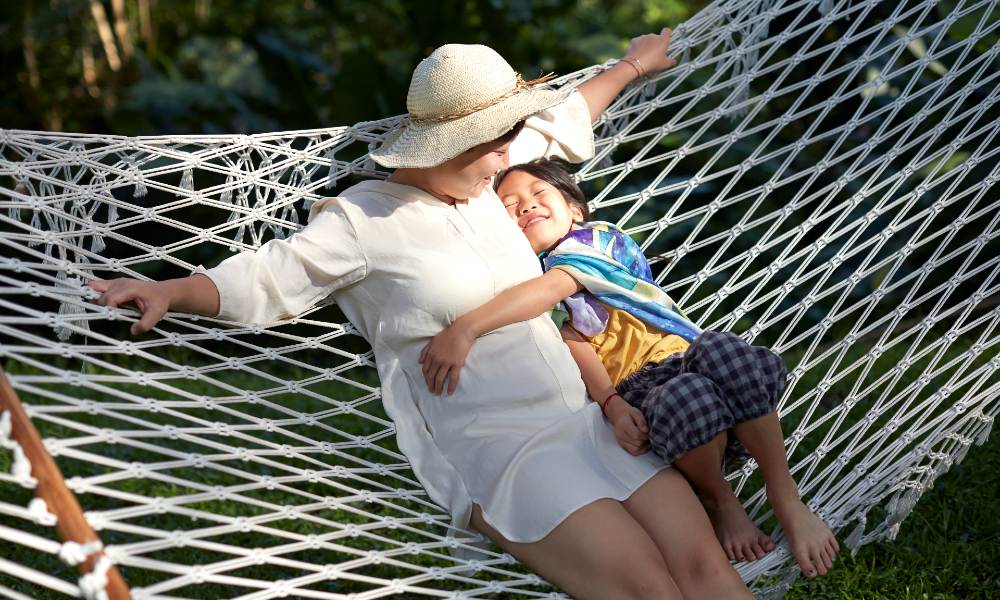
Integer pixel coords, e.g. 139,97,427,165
1,1,997,598
0,0,699,135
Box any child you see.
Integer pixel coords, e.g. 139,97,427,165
418,158,839,577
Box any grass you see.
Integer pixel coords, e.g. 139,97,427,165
0,322,997,598
2,429,996,598
785,429,999,599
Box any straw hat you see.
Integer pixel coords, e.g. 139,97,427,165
369,44,572,169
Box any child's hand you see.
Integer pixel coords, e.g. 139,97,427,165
419,322,476,395
606,395,650,455
88,278,170,335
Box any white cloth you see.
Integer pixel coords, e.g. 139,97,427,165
199,91,665,543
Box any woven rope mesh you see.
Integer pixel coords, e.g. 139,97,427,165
1,0,998,598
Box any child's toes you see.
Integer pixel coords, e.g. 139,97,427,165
821,547,834,570
747,540,766,560
794,551,817,578
826,539,839,560
723,542,737,562
734,544,749,561
814,553,830,576
758,532,775,551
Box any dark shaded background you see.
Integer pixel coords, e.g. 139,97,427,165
0,0,704,135
0,2,998,598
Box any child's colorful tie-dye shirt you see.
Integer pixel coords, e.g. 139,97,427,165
541,221,701,341
540,222,701,382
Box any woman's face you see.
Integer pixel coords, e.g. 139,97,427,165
427,138,512,201
498,170,583,254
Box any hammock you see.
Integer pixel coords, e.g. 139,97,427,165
1,0,998,597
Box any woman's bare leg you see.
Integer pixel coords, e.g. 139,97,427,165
672,432,775,561
622,468,754,599
470,499,682,600
731,412,839,577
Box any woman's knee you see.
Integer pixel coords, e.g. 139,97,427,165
668,541,736,587
611,556,682,600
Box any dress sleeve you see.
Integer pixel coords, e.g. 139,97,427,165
194,199,367,324
508,89,595,166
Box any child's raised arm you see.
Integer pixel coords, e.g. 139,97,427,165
419,268,581,395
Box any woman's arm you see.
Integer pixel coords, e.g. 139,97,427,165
89,200,366,334
419,268,582,395
576,28,678,123
560,325,649,455
89,275,220,336
507,29,677,166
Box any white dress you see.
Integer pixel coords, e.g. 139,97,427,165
199,92,666,543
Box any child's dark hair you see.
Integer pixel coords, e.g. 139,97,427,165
494,158,591,220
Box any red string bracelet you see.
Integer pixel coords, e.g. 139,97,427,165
600,392,622,413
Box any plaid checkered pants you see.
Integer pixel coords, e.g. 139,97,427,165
616,330,787,469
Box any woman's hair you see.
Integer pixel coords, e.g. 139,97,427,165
492,120,527,146
494,158,591,220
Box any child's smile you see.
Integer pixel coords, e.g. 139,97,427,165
519,211,549,229
499,170,583,253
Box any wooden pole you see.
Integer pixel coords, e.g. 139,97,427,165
0,367,132,600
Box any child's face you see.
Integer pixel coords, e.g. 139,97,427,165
498,170,583,253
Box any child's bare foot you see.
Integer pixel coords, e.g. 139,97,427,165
773,498,839,577
702,493,776,561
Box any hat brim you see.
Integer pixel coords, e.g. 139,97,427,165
370,86,573,169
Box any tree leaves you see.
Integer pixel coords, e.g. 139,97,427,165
1,0,709,135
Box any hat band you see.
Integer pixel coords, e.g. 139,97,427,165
407,73,555,125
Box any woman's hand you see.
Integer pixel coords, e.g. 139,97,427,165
419,321,476,395
624,27,678,76
577,27,679,122
88,278,170,335
605,395,650,455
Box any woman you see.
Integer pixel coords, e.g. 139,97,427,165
90,30,756,599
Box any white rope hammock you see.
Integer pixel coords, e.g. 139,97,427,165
1,0,998,597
